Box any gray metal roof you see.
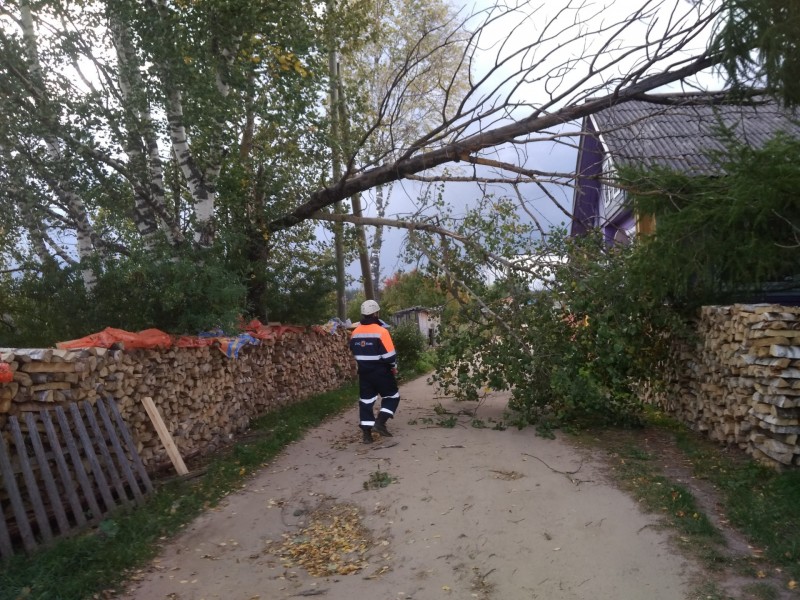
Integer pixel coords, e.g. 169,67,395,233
590,92,800,175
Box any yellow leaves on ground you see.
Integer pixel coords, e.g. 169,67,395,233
489,469,523,481
276,503,371,577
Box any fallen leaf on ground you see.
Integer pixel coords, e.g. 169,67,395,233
271,503,372,577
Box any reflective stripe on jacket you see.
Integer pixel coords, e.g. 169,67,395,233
350,322,397,373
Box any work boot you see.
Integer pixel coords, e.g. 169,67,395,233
362,429,374,444
374,412,393,437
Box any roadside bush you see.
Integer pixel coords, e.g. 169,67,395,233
0,261,91,347
391,322,427,370
91,249,247,335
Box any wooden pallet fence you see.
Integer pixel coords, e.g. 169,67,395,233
0,397,152,559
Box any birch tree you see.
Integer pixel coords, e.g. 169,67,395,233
0,0,787,344
0,0,333,339
336,0,471,297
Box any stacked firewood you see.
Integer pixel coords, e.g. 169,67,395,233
649,304,800,469
0,330,356,468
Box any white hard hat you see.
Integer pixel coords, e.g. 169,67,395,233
361,299,380,315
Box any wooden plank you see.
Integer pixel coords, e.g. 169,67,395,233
141,396,188,476
81,402,130,507
0,488,14,559
41,409,86,528
68,403,116,513
106,398,152,494
9,417,53,544
0,435,36,552
55,406,102,521
19,362,76,373
24,412,70,536
96,399,144,503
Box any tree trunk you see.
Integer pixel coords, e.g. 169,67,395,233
351,192,375,300
110,13,162,248
268,54,719,232
20,0,96,288
165,88,215,247
337,80,374,300
328,0,347,319
369,184,389,298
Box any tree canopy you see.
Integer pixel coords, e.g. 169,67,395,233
624,132,800,307
0,0,795,346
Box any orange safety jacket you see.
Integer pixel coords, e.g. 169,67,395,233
350,318,397,376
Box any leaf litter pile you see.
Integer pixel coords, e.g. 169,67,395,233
273,503,372,577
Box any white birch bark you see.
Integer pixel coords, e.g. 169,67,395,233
110,13,181,247
369,183,390,295
193,44,239,245
165,87,215,245
144,0,214,246
20,0,96,288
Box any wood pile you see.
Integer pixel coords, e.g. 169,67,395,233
648,304,800,469
1,329,356,469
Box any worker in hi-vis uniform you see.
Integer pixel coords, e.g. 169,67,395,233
349,300,400,444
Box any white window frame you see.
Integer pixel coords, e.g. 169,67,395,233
601,154,626,220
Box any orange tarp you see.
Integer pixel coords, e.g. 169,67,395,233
55,321,315,355
242,319,305,340
56,327,172,350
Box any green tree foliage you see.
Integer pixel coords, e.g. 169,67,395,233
338,0,470,163
712,0,800,106
0,262,90,348
0,249,248,347
0,0,345,343
379,269,447,314
432,230,687,430
624,132,800,308
345,269,449,323
346,289,367,323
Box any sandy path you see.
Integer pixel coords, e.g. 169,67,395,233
119,376,698,600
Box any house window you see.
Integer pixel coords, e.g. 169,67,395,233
602,155,624,212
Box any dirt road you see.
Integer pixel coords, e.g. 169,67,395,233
120,376,699,600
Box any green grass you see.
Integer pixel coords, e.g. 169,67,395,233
581,408,800,592
672,429,800,577
0,381,358,600
743,582,780,600
363,469,394,490
610,443,723,544
397,352,435,383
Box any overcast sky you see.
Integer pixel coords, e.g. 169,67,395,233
338,0,724,284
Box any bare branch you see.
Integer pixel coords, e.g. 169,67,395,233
269,52,719,232
312,211,556,280
410,232,532,353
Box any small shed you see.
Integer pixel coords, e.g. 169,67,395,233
390,306,440,346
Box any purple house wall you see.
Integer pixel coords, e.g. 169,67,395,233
570,116,635,244
570,92,800,245
570,118,602,237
